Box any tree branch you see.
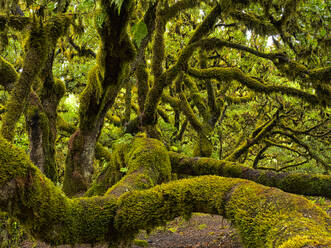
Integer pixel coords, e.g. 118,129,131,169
1,135,330,247
169,151,331,198
188,67,320,105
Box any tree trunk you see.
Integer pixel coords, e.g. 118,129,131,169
26,46,65,182
63,0,135,196
1,23,48,141
63,129,99,196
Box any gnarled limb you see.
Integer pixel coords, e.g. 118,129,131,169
188,67,321,106
1,135,331,247
1,16,70,142
169,151,331,198
141,4,222,130
1,23,48,141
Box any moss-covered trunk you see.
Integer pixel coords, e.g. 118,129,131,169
63,129,100,196
0,23,48,141
0,135,330,248
63,0,135,196
26,45,65,182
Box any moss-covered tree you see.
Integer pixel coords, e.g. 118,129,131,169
0,0,330,247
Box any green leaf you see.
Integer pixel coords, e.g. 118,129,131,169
132,21,148,47
120,167,128,173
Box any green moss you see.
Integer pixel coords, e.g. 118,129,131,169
225,183,331,247
53,78,66,99
0,15,31,30
105,137,172,197
188,67,319,105
231,11,277,36
0,136,29,185
278,235,331,248
79,65,103,129
188,5,222,44
1,136,331,246
184,75,210,122
25,87,61,182
193,134,213,157
57,115,76,133
136,63,149,112
0,104,4,114
1,19,65,141
133,239,149,247
0,55,18,90
274,60,308,81
169,152,331,198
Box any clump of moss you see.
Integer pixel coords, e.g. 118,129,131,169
104,137,172,197
79,65,103,130
0,55,18,91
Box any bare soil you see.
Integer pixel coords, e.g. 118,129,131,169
133,214,244,248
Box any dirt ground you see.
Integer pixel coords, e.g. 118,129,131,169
22,214,243,248
132,214,243,248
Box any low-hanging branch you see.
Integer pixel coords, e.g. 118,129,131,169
169,151,331,198
264,138,303,156
1,135,330,247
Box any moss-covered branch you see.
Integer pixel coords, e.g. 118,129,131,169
188,67,320,105
116,176,331,248
230,11,277,36
142,4,222,128
225,91,255,103
183,75,210,123
169,151,331,198
1,135,331,247
132,3,156,113
64,0,136,196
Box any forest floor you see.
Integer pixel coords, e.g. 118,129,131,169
132,214,244,248
22,214,244,248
